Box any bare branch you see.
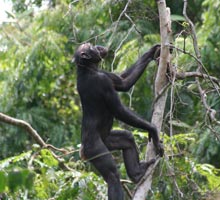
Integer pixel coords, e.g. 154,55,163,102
170,45,220,87
176,71,219,85
133,1,172,199
183,0,220,126
124,13,142,34
0,112,69,153
0,112,46,147
108,0,131,45
111,25,135,71
207,126,220,141
121,181,133,199
183,1,200,59
0,112,73,170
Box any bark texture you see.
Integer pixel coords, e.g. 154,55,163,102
133,0,172,199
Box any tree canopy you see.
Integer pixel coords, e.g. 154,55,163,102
0,0,219,199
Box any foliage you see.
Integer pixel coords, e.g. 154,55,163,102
0,133,219,200
149,134,220,200
193,128,220,168
0,0,220,199
0,1,81,157
0,145,107,199
0,0,161,158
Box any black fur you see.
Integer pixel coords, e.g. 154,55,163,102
74,43,164,200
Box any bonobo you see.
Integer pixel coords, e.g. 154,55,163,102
74,43,164,200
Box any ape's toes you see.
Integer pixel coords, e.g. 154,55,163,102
147,158,156,166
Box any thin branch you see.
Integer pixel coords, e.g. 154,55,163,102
124,13,142,34
169,63,177,161
108,0,132,45
63,0,79,18
0,112,72,170
207,125,220,141
0,112,46,147
183,1,200,58
122,182,133,199
170,45,220,90
183,0,220,126
111,25,135,71
176,71,219,85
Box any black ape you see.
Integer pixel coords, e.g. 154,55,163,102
74,43,164,200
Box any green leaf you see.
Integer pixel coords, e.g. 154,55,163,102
0,171,7,192
196,164,220,189
22,170,35,190
40,149,59,167
8,171,23,192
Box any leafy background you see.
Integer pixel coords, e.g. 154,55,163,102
0,0,220,199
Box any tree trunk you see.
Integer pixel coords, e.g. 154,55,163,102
133,0,172,199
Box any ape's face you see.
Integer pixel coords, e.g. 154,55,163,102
74,43,108,66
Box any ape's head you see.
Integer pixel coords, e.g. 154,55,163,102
74,43,108,67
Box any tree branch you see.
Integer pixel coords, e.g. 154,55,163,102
170,45,220,87
0,112,73,170
132,0,172,199
0,112,46,147
183,0,220,126
176,71,219,85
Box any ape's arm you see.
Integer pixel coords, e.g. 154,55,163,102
104,44,160,92
102,75,164,156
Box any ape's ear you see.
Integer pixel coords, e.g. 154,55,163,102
81,52,91,59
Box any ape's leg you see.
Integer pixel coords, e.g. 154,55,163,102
104,130,155,183
84,140,124,200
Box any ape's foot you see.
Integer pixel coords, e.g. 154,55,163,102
131,159,156,183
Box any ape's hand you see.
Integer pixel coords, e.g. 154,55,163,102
154,140,164,157
152,43,174,61
142,44,160,60
150,44,161,60
148,128,164,157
